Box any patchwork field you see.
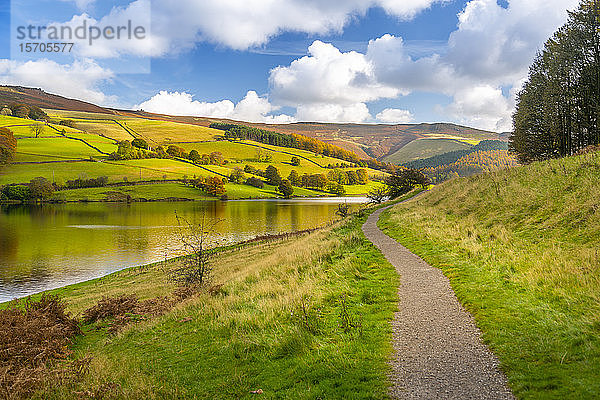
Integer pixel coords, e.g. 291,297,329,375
1,112,384,200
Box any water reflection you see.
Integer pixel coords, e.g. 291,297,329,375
0,198,366,302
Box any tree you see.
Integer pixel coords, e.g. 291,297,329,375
229,167,245,184
30,123,44,138
367,186,388,204
265,165,281,186
346,170,359,185
205,176,226,197
511,1,600,162
188,150,201,163
3,185,30,201
167,145,187,158
210,151,224,165
0,107,11,116
385,169,430,199
169,212,219,288
278,179,294,198
326,181,346,196
131,138,148,150
288,170,301,186
245,177,264,188
356,169,369,185
291,156,300,166
11,104,30,118
0,127,17,167
335,202,350,218
29,177,54,201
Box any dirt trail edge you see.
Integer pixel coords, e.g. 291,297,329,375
362,202,514,400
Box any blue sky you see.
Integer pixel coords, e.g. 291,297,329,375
0,0,580,131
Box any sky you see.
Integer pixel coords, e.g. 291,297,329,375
0,0,581,132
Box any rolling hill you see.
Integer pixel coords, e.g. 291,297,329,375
0,86,504,162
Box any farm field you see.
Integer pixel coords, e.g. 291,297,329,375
1,112,384,200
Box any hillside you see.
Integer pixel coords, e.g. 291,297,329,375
0,111,385,202
0,86,113,114
0,86,502,161
128,109,502,160
378,151,600,399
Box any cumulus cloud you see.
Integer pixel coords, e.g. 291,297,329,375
0,58,116,106
135,90,295,123
265,0,577,130
296,103,372,123
270,40,398,105
46,0,154,59
375,108,414,123
149,0,442,52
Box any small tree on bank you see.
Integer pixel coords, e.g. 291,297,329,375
265,165,282,186
0,127,17,168
29,177,54,201
278,179,294,198
367,186,388,204
385,169,430,199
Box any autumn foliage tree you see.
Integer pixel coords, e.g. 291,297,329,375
205,177,226,197
0,127,17,168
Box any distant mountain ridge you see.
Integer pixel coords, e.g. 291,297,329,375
0,85,503,160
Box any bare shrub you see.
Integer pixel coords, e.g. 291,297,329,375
82,294,172,333
0,294,81,399
335,202,351,218
168,212,221,288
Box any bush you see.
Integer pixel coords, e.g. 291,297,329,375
279,179,294,198
131,138,149,150
65,176,108,189
385,169,430,199
3,185,30,201
245,177,264,188
29,177,54,201
229,167,245,184
0,295,81,399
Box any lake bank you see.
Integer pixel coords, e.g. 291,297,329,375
2,197,411,399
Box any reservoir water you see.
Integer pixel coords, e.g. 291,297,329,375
0,198,366,302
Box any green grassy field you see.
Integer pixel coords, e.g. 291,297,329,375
384,138,473,164
17,208,401,399
378,152,600,399
2,111,384,200
421,134,481,145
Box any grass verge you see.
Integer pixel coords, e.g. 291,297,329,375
378,152,600,399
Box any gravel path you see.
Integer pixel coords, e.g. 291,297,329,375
362,204,514,400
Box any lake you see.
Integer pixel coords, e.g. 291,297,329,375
0,198,366,302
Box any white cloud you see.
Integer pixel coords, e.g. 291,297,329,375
47,0,153,59
376,108,414,123
134,91,234,117
135,90,295,123
444,85,512,131
270,40,398,106
148,0,442,51
0,58,116,106
296,103,371,123
59,0,96,10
